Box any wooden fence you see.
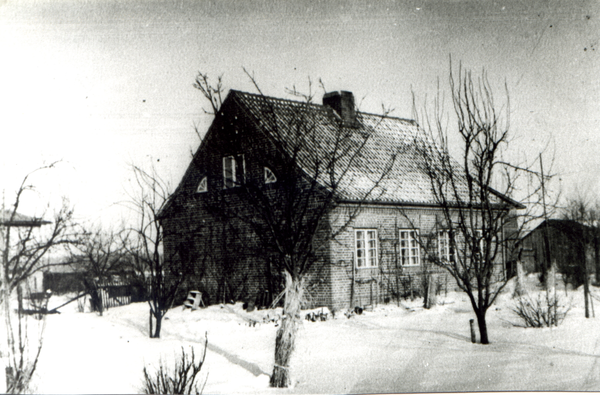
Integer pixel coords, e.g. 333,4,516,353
94,279,140,311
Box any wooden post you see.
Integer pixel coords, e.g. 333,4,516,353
350,254,355,309
469,319,476,343
17,285,22,314
514,260,525,297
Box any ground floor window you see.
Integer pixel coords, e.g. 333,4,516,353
438,230,455,263
355,229,377,268
399,229,420,266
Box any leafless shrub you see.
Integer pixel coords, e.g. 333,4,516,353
5,289,48,394
142,338,208,395
512,293,570,327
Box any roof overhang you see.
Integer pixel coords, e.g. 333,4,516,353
0,210,51,227
337,199,515,211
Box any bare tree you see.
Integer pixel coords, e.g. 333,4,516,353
125,164,208,338
124,164,179,338
68,227,130,315
0,163,79,392
561,195,600,318
411,64,546,344
193,72,395,387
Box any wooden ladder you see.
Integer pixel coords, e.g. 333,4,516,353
183,290,204,310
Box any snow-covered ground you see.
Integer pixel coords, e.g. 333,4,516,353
30,275,600,393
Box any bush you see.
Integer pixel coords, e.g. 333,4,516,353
142,337,208,395
512,293,570,327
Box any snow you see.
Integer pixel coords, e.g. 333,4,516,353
30,275,600,393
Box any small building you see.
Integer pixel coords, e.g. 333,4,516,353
519,219,599,284
161,89,521,311
0,209,51,293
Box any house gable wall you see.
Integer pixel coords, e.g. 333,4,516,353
163,102,282,304
163,101,334,307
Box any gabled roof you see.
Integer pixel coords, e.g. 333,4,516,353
528,219,591,238
227,90,519,208
0,210,50,227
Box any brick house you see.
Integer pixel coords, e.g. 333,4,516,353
161,89,521,311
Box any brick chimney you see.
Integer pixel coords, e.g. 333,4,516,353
323,91,356,125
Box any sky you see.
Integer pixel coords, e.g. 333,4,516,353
0,0,598,227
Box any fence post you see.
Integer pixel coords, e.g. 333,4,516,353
469,319,476,343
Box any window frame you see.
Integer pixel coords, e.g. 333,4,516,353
473,229,497,262
399,229,420,266
437,229,455,264
264,166,277,184
223,154,245,189
355,229,378,269
196,176,208,193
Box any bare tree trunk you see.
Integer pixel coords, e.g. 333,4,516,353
153,312,163,338
584,259,590,319
424,273,437,309
475,309,489,344
270,271,303,388
595,235,600,285
513,260,525,297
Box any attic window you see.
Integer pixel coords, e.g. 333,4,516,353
196,176,207,193
223,155,245,189
264,167,277,184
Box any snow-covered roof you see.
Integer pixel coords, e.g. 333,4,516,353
229,90,516,208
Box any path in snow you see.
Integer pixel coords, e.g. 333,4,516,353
31,284,600,393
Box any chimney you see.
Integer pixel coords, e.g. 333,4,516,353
323,91,356,125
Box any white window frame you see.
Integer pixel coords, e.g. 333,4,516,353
196,176,207,193
399,229,420,266
223,154,245,189
473,229,497,261
355,229,378,269
264,167,277,184
437,230,454,264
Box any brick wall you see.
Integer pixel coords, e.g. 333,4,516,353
316,204,508,311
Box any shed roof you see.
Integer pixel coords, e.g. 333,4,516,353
0,210,50,227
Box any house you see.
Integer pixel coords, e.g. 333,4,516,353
161,89,522,311
519,219,599,285
0,209,51,293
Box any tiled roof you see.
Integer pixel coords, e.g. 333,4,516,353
0,210,49,226
228,90,508,207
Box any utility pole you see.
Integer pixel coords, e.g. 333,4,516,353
539,155,558,324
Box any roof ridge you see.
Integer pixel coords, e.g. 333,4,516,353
229,89,417,125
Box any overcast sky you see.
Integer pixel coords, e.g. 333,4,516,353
1,0,598,227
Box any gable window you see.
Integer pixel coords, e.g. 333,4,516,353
399,229,420,266
196,176,207,193
264,167,277,184
355,229,377,268
438,230,455,263
223,155,245,189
